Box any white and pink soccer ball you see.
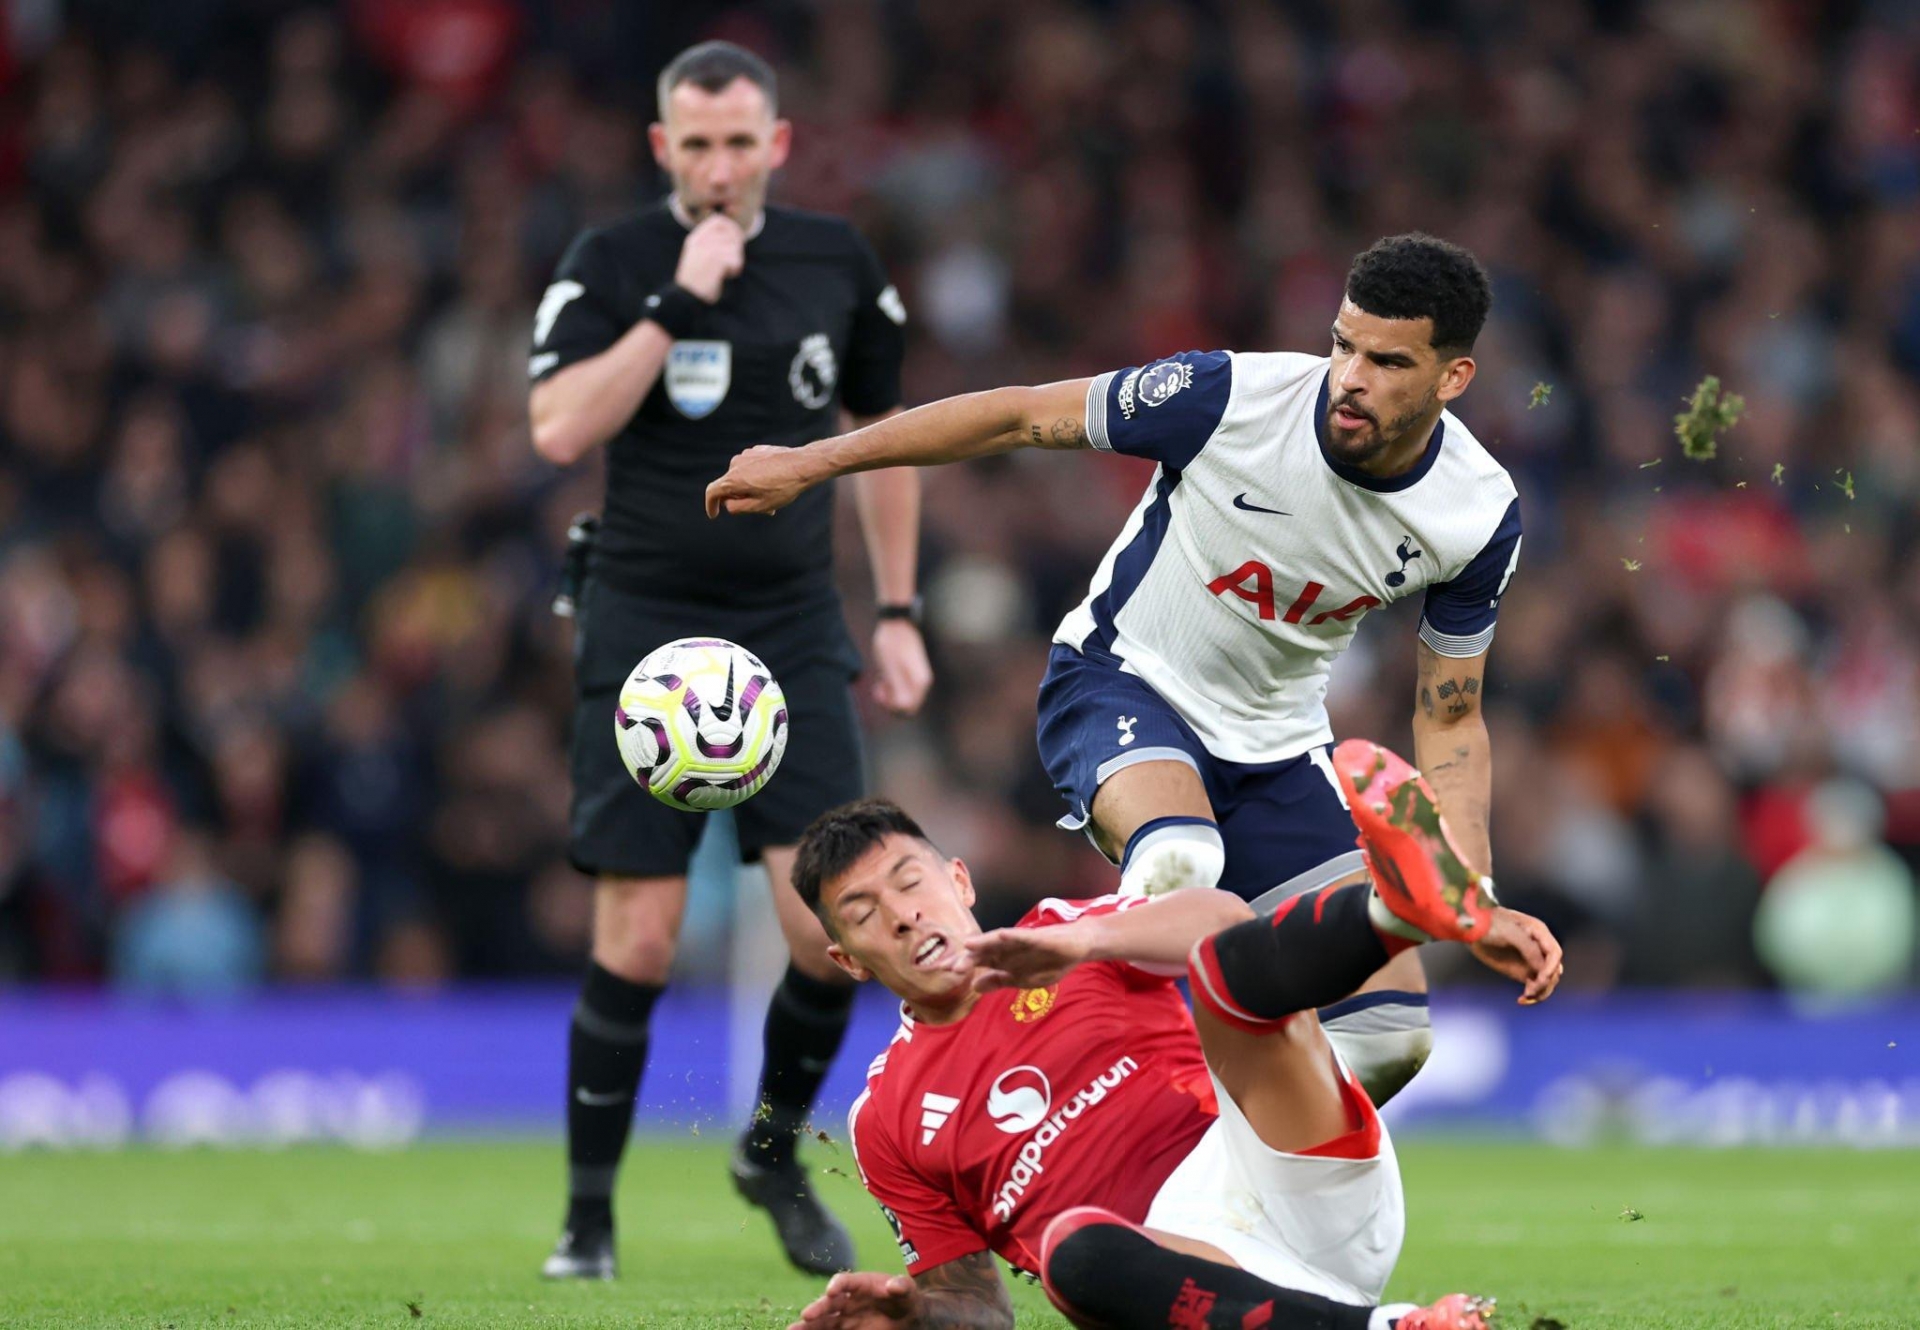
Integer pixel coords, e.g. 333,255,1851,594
614,637,788,811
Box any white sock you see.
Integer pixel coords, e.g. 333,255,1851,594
1320,996,1433,1106
1117,819,1224,898
1371,1305,1419,1330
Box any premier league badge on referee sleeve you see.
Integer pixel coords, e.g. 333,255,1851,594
665,340,732,419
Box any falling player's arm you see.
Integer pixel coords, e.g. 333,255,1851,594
912,1254,1014,1329
706,379,1093,517
1411,639,1493,872
963,890,1255,991
791,1256,1013,1330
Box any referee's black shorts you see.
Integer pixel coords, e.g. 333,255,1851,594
566,576,867,880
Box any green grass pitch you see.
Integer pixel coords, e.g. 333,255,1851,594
3,1139,1917,1327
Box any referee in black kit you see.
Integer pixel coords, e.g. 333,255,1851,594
529,42,930,1280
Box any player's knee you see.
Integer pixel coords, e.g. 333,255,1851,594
592,912,678,985
1117,817,1225,899
1040,1208,1131,1313
592,876,683,983
593,936,675,985
1320,997,1432,1106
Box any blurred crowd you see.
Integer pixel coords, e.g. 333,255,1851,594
2,0,1917,997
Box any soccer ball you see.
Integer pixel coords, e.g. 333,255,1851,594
614,637,788,811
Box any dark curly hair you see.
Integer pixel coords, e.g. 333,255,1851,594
792,798,938,929
1344,233,1492,356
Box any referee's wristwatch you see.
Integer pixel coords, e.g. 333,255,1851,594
876,597,924,627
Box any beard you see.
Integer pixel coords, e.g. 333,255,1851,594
1325,387,1438,464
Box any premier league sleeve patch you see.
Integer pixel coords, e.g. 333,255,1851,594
1085,349,1231,468
1133,359,1194,411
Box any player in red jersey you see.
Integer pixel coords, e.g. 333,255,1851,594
783,739,1561,1330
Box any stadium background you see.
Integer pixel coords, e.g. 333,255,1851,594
2,0,1919,1155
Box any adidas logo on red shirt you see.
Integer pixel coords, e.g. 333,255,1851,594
920,1092,961,1144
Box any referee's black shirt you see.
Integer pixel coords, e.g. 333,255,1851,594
531,203,907,606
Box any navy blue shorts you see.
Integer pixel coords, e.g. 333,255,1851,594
1035,644,1364,907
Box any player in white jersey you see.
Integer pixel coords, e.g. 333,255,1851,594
708,235,1520,1104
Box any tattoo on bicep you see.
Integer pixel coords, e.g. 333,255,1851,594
1433,675,1482,717
1420,685,1435,717
1049,416,1087,448
919,1251,1014,1329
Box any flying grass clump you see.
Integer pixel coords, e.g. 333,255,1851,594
1674,375,1745,460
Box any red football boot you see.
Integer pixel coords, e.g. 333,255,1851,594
1394,1293,1497,1329
1332,738,1495,944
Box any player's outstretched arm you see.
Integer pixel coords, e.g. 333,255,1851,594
706,378,1093,517
789,1253,1013,1330
963,890,1254,990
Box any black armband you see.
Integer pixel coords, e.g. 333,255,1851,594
641,283,704,339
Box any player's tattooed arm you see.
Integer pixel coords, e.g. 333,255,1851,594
1412,639,1494,873
788,1253,1011,1329
1416,639,1484,721
1026,420,1087,447
914,1252,1015,1329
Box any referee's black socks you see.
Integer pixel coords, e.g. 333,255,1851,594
741,963,856,1171
565,962,663,1234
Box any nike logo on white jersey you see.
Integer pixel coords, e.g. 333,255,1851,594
575,1087,627,1107
920,1092,961,1144
1232,493,1291,515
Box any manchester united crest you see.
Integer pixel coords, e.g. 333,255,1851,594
1010,986,1057,1023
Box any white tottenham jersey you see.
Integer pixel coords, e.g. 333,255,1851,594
1054,350,1522,765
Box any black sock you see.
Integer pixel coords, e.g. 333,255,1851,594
742,963,855,1170
565,963,663,1233
1046,1217,1372,1330
1190,883,1393,1027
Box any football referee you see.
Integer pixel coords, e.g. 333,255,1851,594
528,42,929,1281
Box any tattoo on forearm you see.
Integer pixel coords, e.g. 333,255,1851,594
1030,424,1044,446
919,1252,1014,1329
1420,686,1434,718
1049,416,1086,448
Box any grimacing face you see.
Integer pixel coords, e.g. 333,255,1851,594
649,76,790,229
1324,298,1475,468
820,833,984,1015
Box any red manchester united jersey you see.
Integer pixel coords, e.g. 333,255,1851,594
847,895,1218,1276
